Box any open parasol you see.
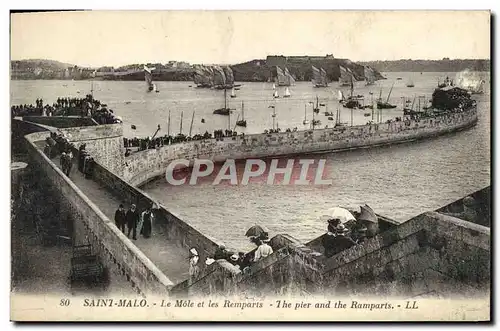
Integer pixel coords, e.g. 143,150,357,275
320,207,356,224
245,225,269,238
358,204,378,223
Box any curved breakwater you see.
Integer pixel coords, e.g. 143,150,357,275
123,107,478,187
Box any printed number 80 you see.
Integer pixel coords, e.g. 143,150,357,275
60,299,70,306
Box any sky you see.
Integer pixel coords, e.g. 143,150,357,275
10,10,491,68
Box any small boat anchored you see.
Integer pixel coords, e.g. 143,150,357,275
283,87,291,98
376,83,397,109
236,101,247,127
303,104,310,125
213,88,233,115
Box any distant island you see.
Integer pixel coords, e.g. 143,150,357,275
358,58,490,73
10,55,385,82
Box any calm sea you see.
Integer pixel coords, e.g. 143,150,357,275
11,72,491,251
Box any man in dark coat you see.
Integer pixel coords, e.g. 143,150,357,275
329,225,357,257
126,204,139,240
114,204,126,233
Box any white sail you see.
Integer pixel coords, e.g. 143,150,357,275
144,65,155,90
273,90,279,98
337,90,344,101
231,87,236,97
272,83,276,89
284,67,295,86
339,65,352,86
364,66,375,85
284,87,291,97
312,66,328,87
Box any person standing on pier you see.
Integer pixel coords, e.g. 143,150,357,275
189,248,200,281
114,204,126,233
138,204,154,238
65,150,73,177
126,204,139,240
253,239,273,262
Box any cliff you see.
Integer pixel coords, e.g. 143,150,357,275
358,59,490,72
231,57,385,82
11,57,385,82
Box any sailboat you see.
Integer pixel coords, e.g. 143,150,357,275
312,66,329,87
193,65,211,88
154,83,160,93
283,87,291,98
303,104,310,125
339,65,355,86
222,66,235,89
313,96,320,113
275,66,295,86
230,87,236,98
406,78,415,88
213,88,233,115
236,101,247,127
342,80,364,109
377,83,397,109
364,66,376,86
273,89,279,99
212,66,227,90
272,83,276,89
144,65,155,92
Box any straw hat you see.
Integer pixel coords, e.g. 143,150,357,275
190,248,198,256
230,254,239,262
205,258,215,265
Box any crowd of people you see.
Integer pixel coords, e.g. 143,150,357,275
43,131,95,179
114,203,155,240
123,129,244,154
11,95,122,125
186,230,274,282
321,214,379,258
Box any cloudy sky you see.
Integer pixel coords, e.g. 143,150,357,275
10,11,490,67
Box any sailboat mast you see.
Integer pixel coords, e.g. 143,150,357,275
312,104,315,129
224,88,227,109
189,111,195,136
167,110,171,136
350,108,353,127
272,106,276,130
386,82,395,103
304,104,307,121
179,111,183,135
242,101,245,120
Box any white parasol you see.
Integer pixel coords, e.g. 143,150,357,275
320,207,356,224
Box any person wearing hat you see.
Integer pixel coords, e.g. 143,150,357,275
327,224,357,257
126,204,139,240
138,204,154,239
60,152,67,174
214,244,228,261
237,252,252,273
114,204,126,233
205,257,215,266
327,218,342,234
189,248,200,280
229,254,239,266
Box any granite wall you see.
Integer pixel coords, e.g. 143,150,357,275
174,209,490,299
123,107,478,187
23,131,174,297
59,123,125,176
